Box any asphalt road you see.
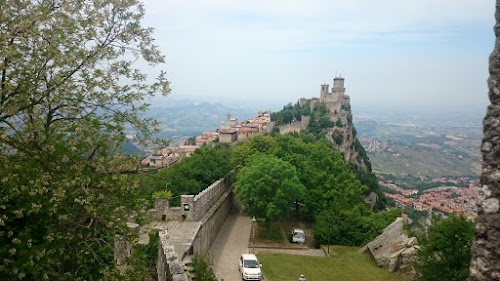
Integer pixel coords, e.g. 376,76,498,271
209,201,252,281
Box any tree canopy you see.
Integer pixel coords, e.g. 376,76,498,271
230,132,397,246
414,214,474,281
234,153,306,224
0,0,168,279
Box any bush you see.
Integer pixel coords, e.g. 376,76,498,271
192,255,218,281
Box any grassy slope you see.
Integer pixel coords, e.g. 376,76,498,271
257,246,407,281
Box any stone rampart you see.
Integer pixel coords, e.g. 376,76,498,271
157,231,189,281
157,171,236,280
278,116,310,134
192,189,233,255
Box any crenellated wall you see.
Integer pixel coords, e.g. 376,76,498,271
192,189,233,255
157,171,236,280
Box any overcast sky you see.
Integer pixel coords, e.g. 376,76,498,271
142,0,494,113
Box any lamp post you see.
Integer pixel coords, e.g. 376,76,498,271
251,216,256,253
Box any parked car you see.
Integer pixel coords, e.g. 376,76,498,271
238,253,262,280
291,228,305,244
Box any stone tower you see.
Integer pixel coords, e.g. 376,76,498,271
320,83,329,99
332,76,346,100
318,76,349,114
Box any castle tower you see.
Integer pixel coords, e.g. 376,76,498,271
299,97,307,107
332,76,345,93
320,83,329,99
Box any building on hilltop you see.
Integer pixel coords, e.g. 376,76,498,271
319,75,350,114
217,111,272,143
195,131,218,146
218,127,238,143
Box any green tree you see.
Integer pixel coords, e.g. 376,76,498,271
234,154,306,225
231,134,278,166
414,215,474,281
0,0,168,279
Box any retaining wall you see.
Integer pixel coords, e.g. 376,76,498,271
157,171,235,280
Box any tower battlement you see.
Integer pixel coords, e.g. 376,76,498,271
319,75,349,113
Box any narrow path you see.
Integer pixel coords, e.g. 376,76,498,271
209,201,252,281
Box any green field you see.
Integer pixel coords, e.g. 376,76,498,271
257,246,407,281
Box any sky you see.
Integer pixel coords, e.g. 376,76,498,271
142,0,494,113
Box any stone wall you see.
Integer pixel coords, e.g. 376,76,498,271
157,231,189,281
178,171,234,222
192,189,233,255
157,172,236,280
468,1,500,280
278,116,310,134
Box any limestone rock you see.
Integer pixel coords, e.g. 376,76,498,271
366,139,388,153
360,217,418,275
469,2,500,280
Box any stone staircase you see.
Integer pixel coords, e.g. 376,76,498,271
183,255,197,281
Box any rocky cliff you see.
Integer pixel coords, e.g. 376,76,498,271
366,139,389,153
468,1,500,280
324,102,370,171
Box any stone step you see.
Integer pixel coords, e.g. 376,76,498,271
184,265,194,273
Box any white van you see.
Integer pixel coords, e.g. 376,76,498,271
238,253,262,280
291,228,305,244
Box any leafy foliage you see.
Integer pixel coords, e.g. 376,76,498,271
119,231,159,281
271,101,310,125
314,207,401,246
234,153,306,224
307,103,334,139
0,0,168,279
231,132,394,246
154,144,234,206
414,215,474,281
192,255,218,281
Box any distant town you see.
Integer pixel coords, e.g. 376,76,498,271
382,177,479,220
140,111,273,168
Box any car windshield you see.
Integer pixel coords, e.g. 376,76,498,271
294,232,304,238
244,259,259,268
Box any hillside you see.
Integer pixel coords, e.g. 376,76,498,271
354,111,482,179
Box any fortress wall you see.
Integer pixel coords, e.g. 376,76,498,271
157,231,189,281
279,122,303,134
157,172,236,280
192,171,234,221
173,171,234,222
192,189,233,255
278,116,310,134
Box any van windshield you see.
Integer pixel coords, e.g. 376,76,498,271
244,259,259,268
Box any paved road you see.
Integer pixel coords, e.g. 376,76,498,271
209,201,252,281
209,201,325,280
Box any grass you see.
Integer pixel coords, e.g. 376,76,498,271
256,223,284,243
257,246,408,281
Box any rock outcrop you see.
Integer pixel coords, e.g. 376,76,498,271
468,1,500,280
366,139,389,153
360,217,418,275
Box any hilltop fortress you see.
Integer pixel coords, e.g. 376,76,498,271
303,75,350,114
279,76,369,172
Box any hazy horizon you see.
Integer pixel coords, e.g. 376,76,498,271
142,0,493,113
